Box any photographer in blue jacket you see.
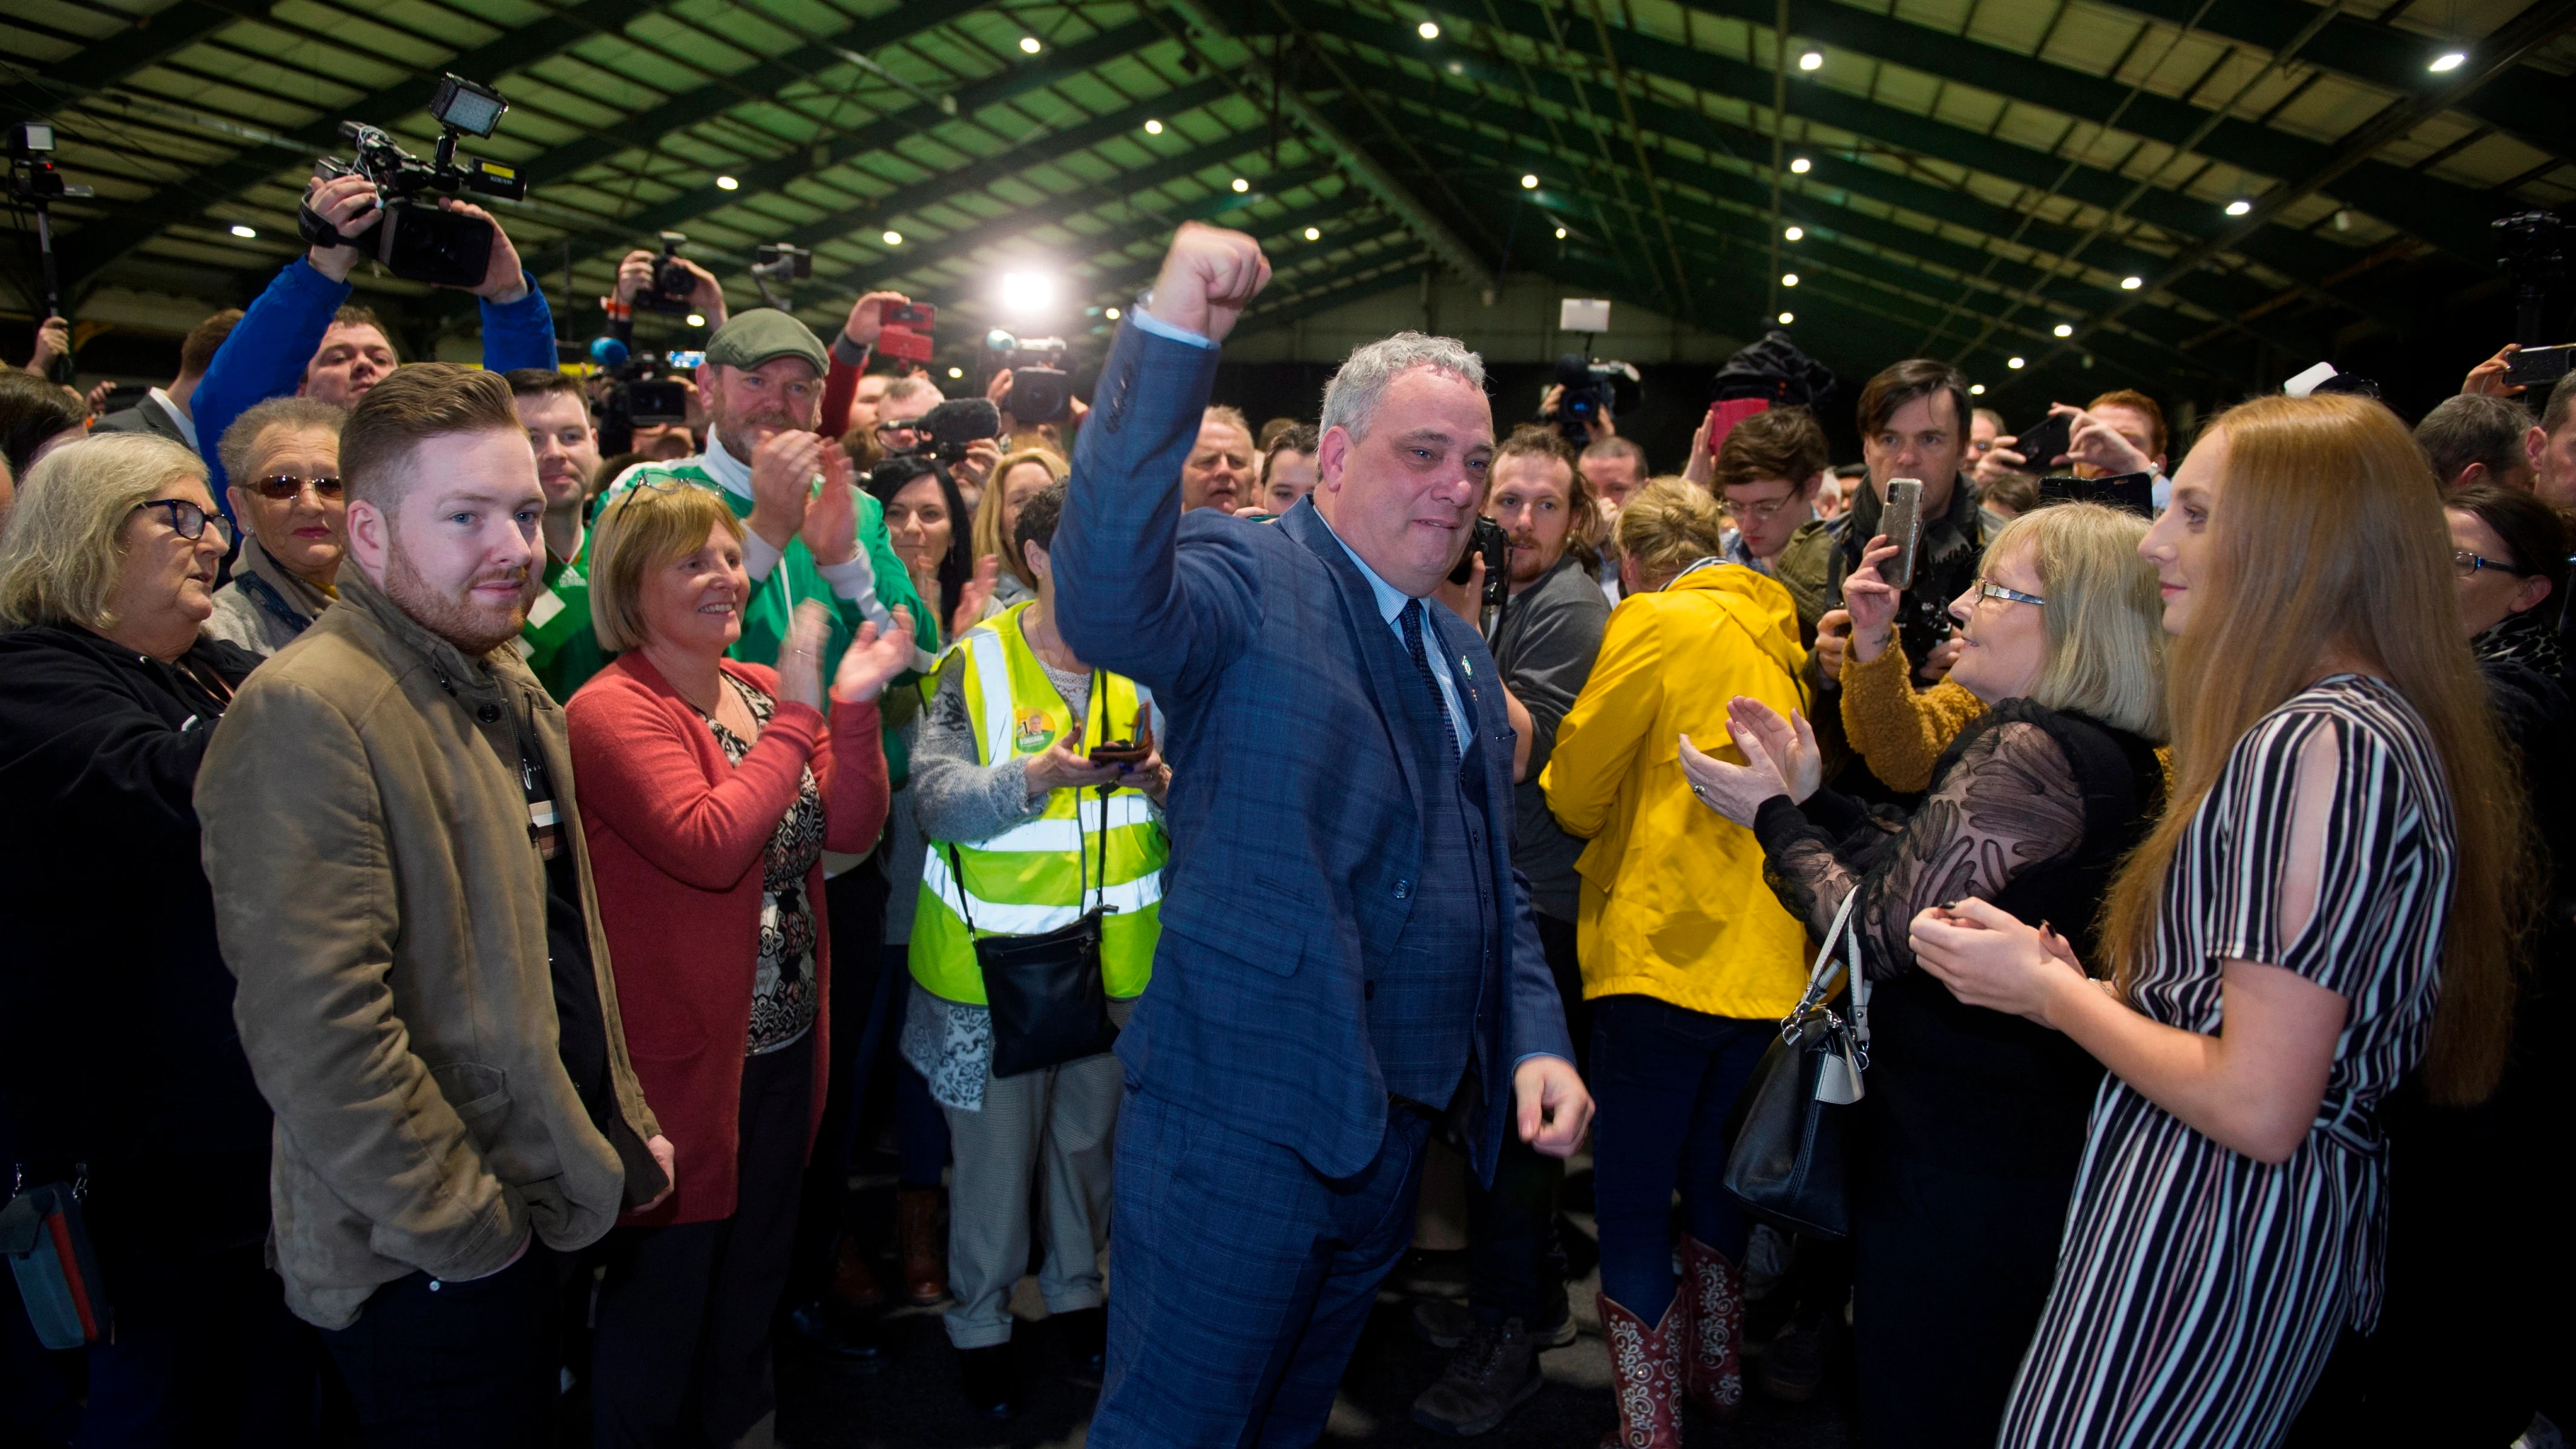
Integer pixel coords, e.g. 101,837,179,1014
192,171,560,506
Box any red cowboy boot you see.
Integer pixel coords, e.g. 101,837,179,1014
1678,1235,1746,1419
1595,1290,1683,1449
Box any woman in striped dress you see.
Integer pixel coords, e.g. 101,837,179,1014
1908,393,2532,1448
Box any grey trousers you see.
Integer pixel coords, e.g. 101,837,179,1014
938,1046,1125,1349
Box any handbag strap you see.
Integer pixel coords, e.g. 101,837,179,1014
1782,889,1870,1045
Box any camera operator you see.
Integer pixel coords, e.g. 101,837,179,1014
864,377,996,510
818,289,915,441
1811,359,1980,714
1974,391,2170,508
189,169,559,504
612,245,728,333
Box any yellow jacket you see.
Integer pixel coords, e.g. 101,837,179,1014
1542,563,1816,1020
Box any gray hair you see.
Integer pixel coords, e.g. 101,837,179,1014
218,396,347,488
1321,331,1485,444
0,433,207,631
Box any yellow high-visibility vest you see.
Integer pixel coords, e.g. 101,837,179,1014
909,602,1164,1004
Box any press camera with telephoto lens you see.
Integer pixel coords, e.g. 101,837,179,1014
585,335,694,455
1543,354,1643,447
297,75,524,288
867,398,1004,496
987,330,1073,424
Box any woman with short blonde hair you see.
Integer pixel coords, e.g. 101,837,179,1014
1611,476,1726,593
586,481,746,654
0,432,310,1440
1682,501,2168,1447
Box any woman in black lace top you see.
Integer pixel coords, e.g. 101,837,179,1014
1680,502,2168,1449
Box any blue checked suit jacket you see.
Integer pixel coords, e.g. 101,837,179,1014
1053,321,1575,1183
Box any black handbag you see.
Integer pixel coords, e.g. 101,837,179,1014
945,790,1120,1079
1723,890,1871,1238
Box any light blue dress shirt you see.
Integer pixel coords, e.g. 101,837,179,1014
1324,527,1475,759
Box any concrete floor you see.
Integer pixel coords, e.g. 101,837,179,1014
772,1186,1858,1449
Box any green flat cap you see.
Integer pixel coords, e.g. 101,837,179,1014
705,308,828,374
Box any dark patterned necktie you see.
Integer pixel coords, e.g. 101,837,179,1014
1399,599,1460,770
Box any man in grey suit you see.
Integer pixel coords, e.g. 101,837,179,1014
94,309,241,450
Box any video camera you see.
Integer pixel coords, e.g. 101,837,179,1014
867,397,1004,496
985,330,1073,424
7,123,93,385
1543,353,1641,447
298,74,524,288
749,243,811,310
629,232,700,317
585,335,700,455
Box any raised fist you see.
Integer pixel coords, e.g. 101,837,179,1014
1142,222,1272,344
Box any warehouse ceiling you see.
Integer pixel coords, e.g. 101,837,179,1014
5,0,2572,407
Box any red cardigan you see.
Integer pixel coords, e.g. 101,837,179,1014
568,653,889,1226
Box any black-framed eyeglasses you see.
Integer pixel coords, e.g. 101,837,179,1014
2455,548,2528,577
1976,576,2045,607
135,498,232,546
248,473,343,501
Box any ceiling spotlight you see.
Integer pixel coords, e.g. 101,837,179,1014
1784,225,1803,241
2224,198,2252,216
1969,383,1986,395
1231,177,1250,192
715,174,739,191
1554,226,1567,239
1798,50,1824,70
229,223,257,239
686,313,706,327
1144,118,1164,135
1780,272,1799,287
1777,310,1795,324
1789,156,1812,174
1304,225,1321,240
2007,355,2026,369
1105,306,1121,320
1419,19,1441,39
1521,174,1539,189
997,269,1059,317
1018,34,1042,53
2119,274,2143,289
882,229,903,245
2053,322,2074,337
948,366,965,379
2429,50,2466,72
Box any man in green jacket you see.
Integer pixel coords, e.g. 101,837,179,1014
599,309,932,686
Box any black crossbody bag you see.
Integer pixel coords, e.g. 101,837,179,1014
945,785,1120,1079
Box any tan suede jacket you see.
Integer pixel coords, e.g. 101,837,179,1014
197,569,665,1330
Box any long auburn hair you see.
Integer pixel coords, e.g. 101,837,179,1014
2097,393,2534,1105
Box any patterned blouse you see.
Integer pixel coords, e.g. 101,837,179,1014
697,674,826,1056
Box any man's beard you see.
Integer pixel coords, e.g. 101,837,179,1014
711,398,796,461
384,542,529,656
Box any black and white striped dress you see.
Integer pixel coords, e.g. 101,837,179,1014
1997,675,2458,1448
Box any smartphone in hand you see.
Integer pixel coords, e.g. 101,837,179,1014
1879,478,1925,591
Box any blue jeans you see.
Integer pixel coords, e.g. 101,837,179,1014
1588,994,1771,1321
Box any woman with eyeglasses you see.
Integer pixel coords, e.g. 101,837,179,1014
1681,501,2169,1449
206,397,347,655
0,433,321,1443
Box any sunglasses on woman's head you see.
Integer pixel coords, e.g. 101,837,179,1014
249,473,343,501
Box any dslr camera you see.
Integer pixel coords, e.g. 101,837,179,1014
1543,353,1642,447
986,330,1073,424
867,398,1004,496
298,74,525,288
630,232,701,316
585,335,699,455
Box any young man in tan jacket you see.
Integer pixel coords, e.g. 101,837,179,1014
199,364,671,1446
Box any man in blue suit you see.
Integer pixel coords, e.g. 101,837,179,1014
1054,224,1593,1444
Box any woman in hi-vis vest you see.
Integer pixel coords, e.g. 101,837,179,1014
901,479,1169,1419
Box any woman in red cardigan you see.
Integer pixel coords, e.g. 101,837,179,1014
567,482,912,1449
